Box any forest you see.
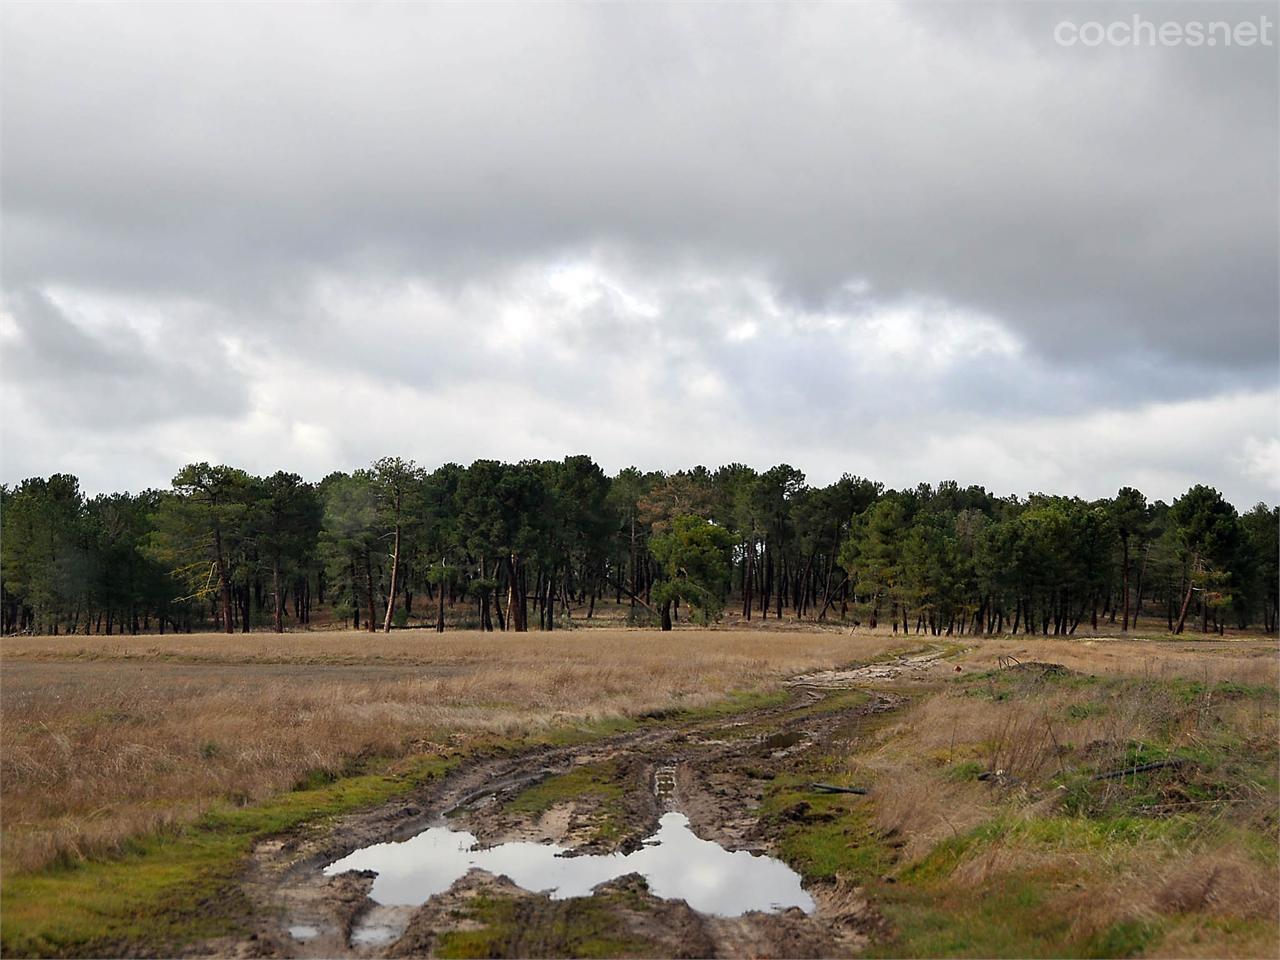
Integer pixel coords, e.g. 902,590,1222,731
2,457,1276,638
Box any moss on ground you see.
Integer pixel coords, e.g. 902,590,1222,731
0,754,457,958
0,684,795,957
869,875,1072,958
701,688,870,743
537,689,788,748
757,760,886,881
433,891,655,959
770,671,1278,959
505,760,627,843
7,663,1275,959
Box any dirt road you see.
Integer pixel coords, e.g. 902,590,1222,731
230,650,952,959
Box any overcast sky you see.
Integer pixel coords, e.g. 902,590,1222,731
2,1,1276,507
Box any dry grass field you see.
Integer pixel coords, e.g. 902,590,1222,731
946,634,1279,685
849,640,1279,958
2,627,1276,958
0,628,897,875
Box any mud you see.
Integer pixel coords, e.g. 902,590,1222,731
787,647,957,687
231,656,923,959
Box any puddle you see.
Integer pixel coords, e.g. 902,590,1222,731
761,730,805,754
349,919,400,947
789,650,948,688
288,924,319,941
653,764,677,801
325,812,813,926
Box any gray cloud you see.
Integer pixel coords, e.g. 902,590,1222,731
1,289,248,430
0,1,1275,504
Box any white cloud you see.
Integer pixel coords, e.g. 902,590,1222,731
1239,436,1280,495
2,259,1275,509
855,301,1020,370
0,2,1274,506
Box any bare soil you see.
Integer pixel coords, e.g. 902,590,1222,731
228,672,909,958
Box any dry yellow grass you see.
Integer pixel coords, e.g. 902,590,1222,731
949,634,1279,686
848,638,1279,958
0,628,900,875
854,636,1277,863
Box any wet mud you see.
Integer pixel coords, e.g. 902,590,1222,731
230,657,924,958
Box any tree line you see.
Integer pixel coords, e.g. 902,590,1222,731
2,458,1276,637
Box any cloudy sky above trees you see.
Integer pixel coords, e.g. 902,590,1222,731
2,1,1276,506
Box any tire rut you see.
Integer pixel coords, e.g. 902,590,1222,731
229,682,912,959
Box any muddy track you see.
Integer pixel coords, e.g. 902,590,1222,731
226,651,951,959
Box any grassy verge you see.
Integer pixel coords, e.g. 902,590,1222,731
0,685,792,957
433,890,654,959
503,760,627,844
3,630,904,877
0,754,458,958
755,688,892,881
762,772,890,881
765,665,1279,958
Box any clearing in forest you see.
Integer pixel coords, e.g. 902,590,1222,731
1,630,1276,958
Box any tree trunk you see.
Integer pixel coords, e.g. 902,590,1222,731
776,552,785,619
760,547,770,618
350,558,360,629
215,526,233,635
507,554,528,631
544,569,555,631
1132,544,1149,629
493,582,506,630
383,523,401,632
365,550,377,633
796,554,814,618
1120,536,1131,632
272,559,284,633
817,574,846,622
818,544,834,622
1174,555,1198,635
436,557,446,632
629,513,638,610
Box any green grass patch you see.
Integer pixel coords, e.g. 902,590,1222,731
0,754,457,958
504,761,626,843
751,686,898,882
870,875,1070,958
0,681,809,958
1161,677,1276,705
538,715,642,747
1080,919,1161,959
1066,701,1105,720
946,759,985,782
536,688,789,748
707,687,869,742
959,664,1100,702
855,666,1277,958
904,813,1200,888
759,769,890,881
876,822,1172,958
797,687,873,718
665,687,790,722
433,891,655,958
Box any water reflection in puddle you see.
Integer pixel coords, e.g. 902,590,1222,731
324,812,813,918
349,922,400,947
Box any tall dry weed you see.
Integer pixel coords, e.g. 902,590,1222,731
1,629,899,873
